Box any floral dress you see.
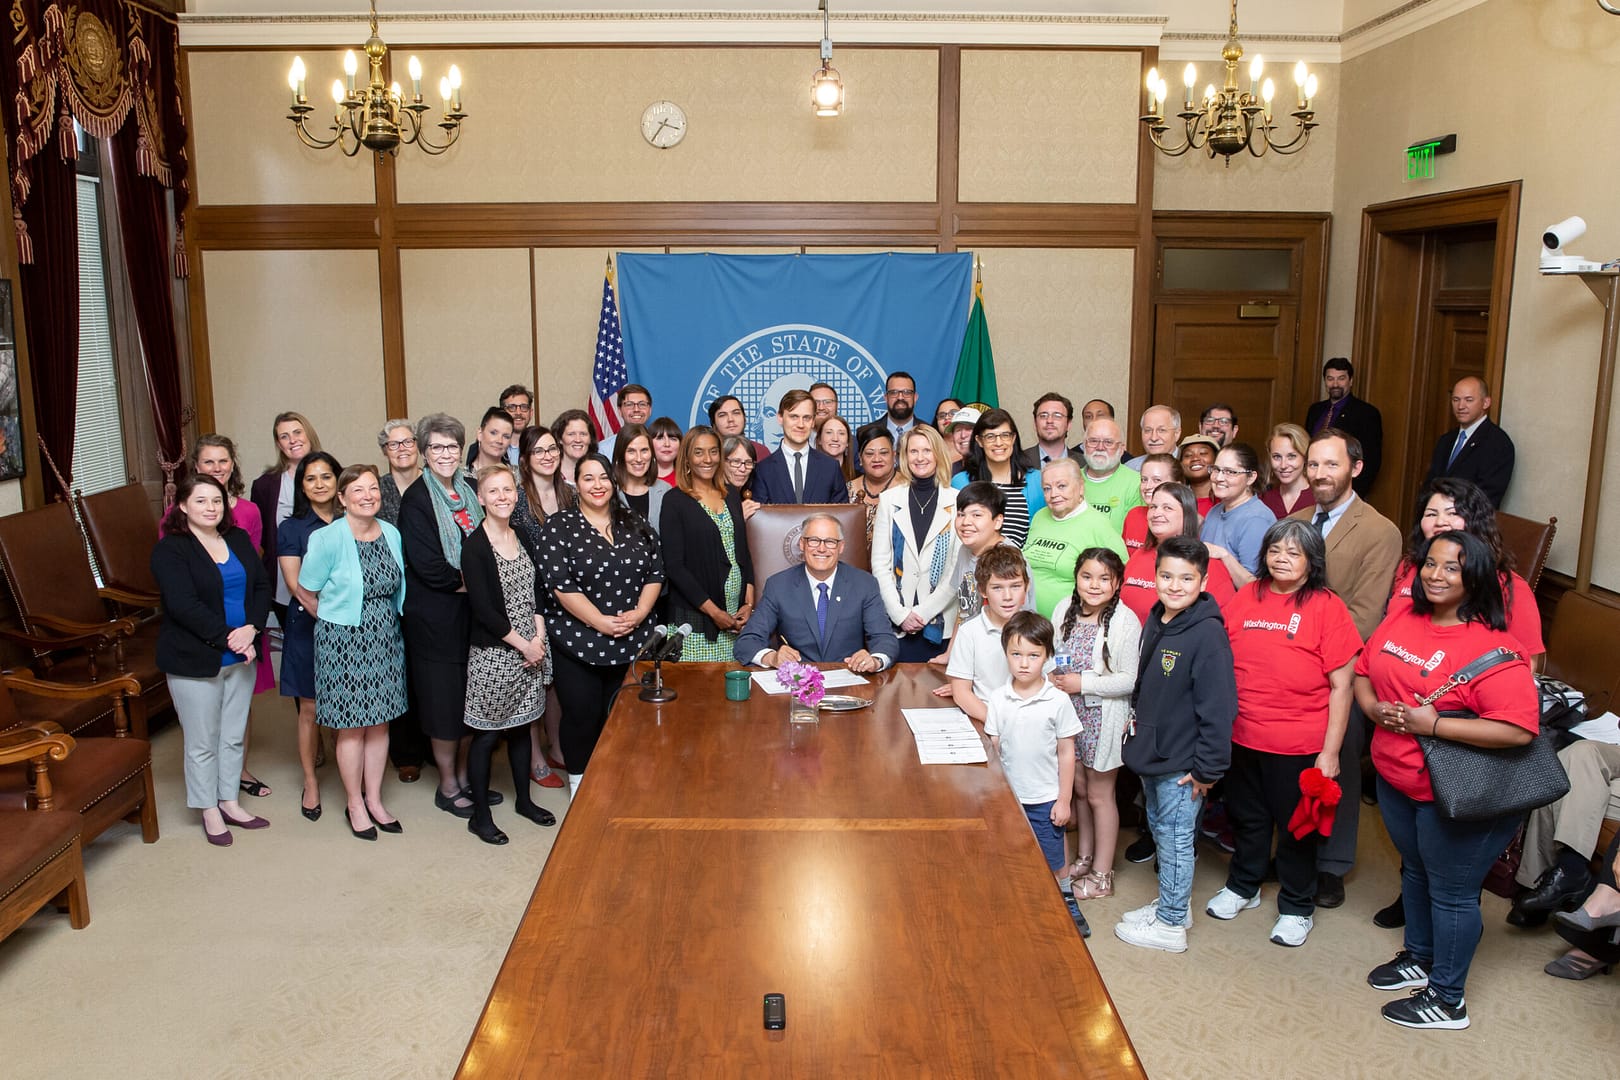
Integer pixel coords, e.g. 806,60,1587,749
678,502,743,662
1057,618,1105,767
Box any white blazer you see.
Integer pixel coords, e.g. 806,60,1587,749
871,483,961,635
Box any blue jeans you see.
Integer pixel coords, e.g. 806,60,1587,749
1377,776,1523,1004
1142,771,1204,925
1022,801,1066,874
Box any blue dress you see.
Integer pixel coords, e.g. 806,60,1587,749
277,512,335,699
314,538,408,729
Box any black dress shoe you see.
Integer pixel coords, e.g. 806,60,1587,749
464,785,503,807
469,819,509,845
347,808,378,842
300,788,322,822
1506,905,1550,928
1517,863,1596,914
1316,872,1346,909
514,803,557,828
1124,834,1157,864
374,818,403,834
1373,893,1406,929
435,789,475,819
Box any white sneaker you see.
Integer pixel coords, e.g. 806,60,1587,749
1270,913,1313,947
1205,887,1262,921
1114,917,1189,953
1122,899,1192,929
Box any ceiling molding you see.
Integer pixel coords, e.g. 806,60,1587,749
178,11,1167,48
1339,0,1489,62
1158,32,1339,65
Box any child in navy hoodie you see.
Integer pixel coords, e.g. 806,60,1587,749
1113,536,1237,953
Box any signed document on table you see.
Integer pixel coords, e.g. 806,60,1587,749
750,668,871,694
903,707,989,764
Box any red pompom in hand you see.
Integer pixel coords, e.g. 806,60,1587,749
1287,767,1343,840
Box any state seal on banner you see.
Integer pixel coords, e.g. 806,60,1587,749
691,324,889,451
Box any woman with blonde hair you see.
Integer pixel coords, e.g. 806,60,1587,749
249,411,322,621
1262,422,1313,519
872,424,961,662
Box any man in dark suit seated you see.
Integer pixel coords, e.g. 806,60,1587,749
751,389,849,505
734,513,898,673
1424,376,1515,507
1304,357,1383,495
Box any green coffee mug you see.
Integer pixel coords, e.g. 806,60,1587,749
724,669,752,702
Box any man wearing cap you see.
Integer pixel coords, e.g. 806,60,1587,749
947,405,982,476
1020,392,1082,469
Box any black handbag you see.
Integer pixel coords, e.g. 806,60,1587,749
1412,647,1571,822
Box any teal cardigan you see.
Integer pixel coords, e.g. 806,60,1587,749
298,519,407,627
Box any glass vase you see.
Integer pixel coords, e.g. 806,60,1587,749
788,699,820,724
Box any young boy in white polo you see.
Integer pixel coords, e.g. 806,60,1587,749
946,543,1034,721
985,610,1088,937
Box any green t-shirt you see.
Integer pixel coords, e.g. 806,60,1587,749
1022,505,1129,619
1082,465,1143,534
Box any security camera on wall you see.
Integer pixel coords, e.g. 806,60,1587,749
1540,216,1603,273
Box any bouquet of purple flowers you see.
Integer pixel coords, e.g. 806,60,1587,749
775,660,826,707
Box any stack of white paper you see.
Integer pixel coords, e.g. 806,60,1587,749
902,707,988,764
750,668,871,694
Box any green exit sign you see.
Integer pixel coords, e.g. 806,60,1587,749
1405,133,1457,181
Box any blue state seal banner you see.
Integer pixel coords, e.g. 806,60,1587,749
616,252,974,450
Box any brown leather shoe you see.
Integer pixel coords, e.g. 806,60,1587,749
397,765,421,783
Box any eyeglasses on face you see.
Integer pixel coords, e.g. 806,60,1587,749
532,445,561,457
979,431,1015,444
425,443,462,457
1204,417,1235,428
384,439,415,452
1035,411,1068,422
886,388,916,398
1209,465,1253,477
802,537,842,549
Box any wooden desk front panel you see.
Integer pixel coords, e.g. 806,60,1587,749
459,663,1144,1079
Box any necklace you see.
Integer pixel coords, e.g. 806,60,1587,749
860,473,894,501
910,482,938,517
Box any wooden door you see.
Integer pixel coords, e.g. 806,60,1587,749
1421,306,1489,472
1151,301,1299,448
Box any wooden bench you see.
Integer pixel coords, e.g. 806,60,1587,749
1543,590,1620,869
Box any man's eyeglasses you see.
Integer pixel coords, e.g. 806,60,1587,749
886,388,917,398
803,537,842,549
1204,417,1235,428
1035,412,1069,423
1084,438,1119,449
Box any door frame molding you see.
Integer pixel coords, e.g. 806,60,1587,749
1144,211,1332,429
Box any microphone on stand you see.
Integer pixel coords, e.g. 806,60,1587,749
652,623,692,663
638,623,677,661
638,622,690,704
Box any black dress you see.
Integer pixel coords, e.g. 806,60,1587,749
398,478,473,740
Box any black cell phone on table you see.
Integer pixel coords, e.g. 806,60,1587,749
763,992,786,1030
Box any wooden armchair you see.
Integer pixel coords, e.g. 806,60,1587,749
0,501,170,736
0,674,158,846
1496,511,1557,590
0,807,88,942
745,502,870,597
74,483,162,614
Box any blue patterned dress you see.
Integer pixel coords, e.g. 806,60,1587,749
314,538,408,729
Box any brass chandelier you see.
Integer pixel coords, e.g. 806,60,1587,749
1141,0,1316,164
285,0,467,157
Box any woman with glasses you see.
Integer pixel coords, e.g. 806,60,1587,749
376,417,428,784
950,407,1045,547
611,423,672,533
932,398,965,433
660,427,755,663
398,414,485,819
1200,442,1276,583
511,424,572,790
850,428,898,547
536,454,664,792
721,435,761,521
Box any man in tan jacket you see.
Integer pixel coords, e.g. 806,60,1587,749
1289,428,1402,908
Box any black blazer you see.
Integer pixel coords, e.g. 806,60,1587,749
397,477,471,662
1425,417,1516,508
658,487,755,640
1304,393,1384,494
152,527,271,678
461,524,541,650
751,446,849,505
249,470,283,586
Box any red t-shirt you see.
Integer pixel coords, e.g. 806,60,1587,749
1356,608,1540,802
1196,495,1216,518
1120,545,1237,624
1226,584,1363,755
1122,505,1149,554
1386,564,1545,656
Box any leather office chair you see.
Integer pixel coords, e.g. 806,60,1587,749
1495,511,1556,591
745,502,870,597
75,483,162,607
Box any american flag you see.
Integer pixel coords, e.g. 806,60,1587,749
587,259,626,441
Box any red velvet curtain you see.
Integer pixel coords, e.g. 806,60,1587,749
14,150,78,499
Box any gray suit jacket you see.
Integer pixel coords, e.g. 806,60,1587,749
734,563,899,665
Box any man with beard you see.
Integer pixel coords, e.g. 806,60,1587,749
1304,358,1382,494
1019,392,1081,469
857,371,920,452
1126,404,1181,469
1287,427,1402,909
1200,403,1240,448
1079,417,1142,530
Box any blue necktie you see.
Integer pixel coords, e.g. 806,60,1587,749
1447,430,1468,468
816,582,829,645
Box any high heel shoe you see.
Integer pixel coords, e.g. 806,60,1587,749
514,803,557,828
347,807,378,841
300,788,322,822
372,815,403,834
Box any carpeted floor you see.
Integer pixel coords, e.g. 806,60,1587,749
2,698,1613,1078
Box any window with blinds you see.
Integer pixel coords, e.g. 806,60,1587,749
70,169,127,496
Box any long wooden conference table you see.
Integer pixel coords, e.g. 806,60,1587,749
457,662,1145,1078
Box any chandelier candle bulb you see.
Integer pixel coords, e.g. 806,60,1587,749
408,56,422,102
439,76,451,105
1183,62,1196,107
1249,54,1262,96
1304,73,1318,110
289,56,306,105
331,79,344,105
1294,60,1307,107
448,64,462,113
344,50,357,96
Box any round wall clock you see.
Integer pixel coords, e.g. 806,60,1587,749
640,100,688,149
